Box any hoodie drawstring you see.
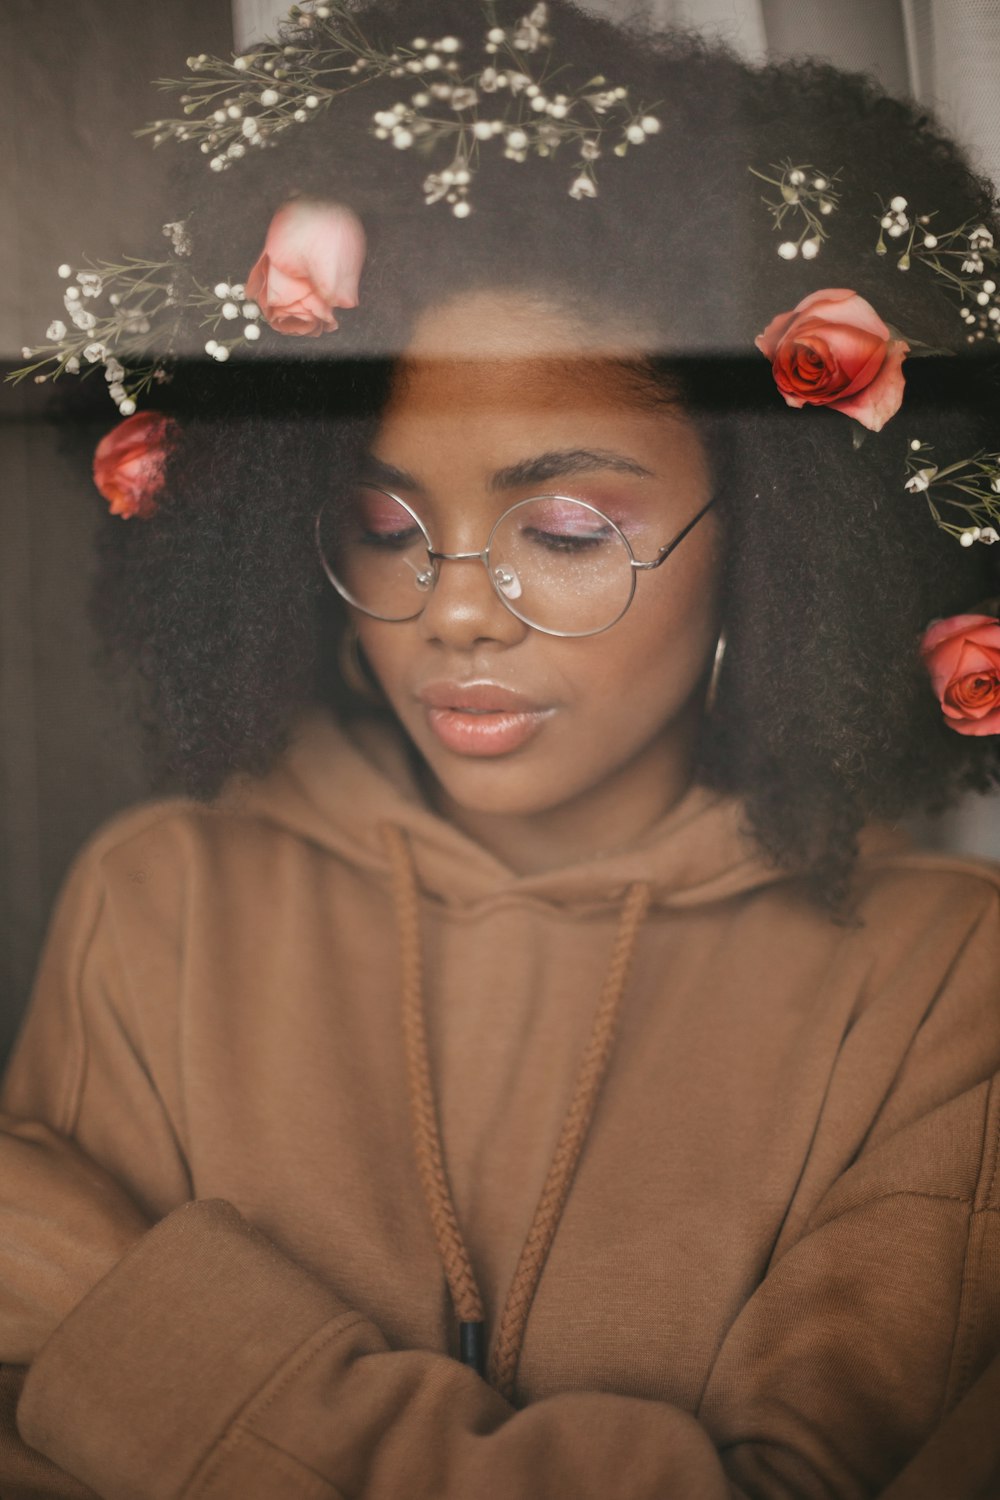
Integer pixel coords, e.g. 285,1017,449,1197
381,822,651,1404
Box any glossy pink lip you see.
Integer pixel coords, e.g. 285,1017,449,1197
416,680,555,756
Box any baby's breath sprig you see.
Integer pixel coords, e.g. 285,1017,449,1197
378,4,660,215
137,0,660,214
7,225,263,410
136,2,385,173
876,201,999,344
905,438,1000,546
749,160,842,260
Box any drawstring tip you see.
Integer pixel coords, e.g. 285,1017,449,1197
459,1319,486,1376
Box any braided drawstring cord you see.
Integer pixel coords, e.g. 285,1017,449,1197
381,821,651,1402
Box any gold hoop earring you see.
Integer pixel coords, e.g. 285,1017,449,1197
705,629,727,715
336,621,384,706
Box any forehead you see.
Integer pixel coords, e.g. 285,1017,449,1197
373,290,695,475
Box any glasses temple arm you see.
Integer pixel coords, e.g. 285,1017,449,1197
649,493,719,568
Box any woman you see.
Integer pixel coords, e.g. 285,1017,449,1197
2,2,999,1495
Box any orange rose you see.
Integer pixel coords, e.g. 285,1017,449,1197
755,288,909,432
920,613,1000,736
92,411,177,520
245,198,367,337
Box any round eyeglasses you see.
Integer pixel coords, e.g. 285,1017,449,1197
315,485,718,639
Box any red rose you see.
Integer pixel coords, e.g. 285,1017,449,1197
92,412,177,520
755,288,909,432
245,198,367,337
920,613,1000,736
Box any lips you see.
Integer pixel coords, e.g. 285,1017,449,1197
416,680,554,756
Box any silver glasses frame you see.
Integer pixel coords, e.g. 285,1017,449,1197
315,487,719,639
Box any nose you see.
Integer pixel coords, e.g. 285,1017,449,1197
418,553,529,650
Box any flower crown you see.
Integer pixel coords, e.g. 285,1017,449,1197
7,1,1000,738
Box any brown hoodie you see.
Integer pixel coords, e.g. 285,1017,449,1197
1,705,999,1500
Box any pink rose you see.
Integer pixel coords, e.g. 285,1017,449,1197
920,613,1000,736
92,411,177,520
755,288,909,432
245,199,367,337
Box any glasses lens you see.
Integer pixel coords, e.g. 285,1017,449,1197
488,497,634,635
318,487,434,621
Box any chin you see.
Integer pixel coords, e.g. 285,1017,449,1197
421,746,591,820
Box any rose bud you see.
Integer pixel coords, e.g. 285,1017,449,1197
755,288,910,432
920,613,1000,736
245,198,367,337
92,411,177,520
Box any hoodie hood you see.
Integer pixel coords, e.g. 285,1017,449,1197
218,704,913,913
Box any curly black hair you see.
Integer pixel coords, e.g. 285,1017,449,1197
89,0,1000,910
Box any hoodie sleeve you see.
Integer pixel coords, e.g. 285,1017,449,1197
12,979,1000,1495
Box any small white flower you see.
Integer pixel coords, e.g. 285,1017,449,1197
82,341,107,363
909,438,923,451
244,323,261,340
970,225,994,247
449,87,478,109
487,26,506,42
306,94,319,108
788,169,805,185
294,110,308,123
243,301,260,319
228,142,246,158
640,115,661,134
119,398,136,416
812,176,827,190
109,382,126,400
506,128,528,150
260,88,280,106
316,3,330,14
980,527,999,544
580,140,600,161
977,291,991,306
880,215,893,229
960,530,976,547
63,286,80,303
412,91,430,107
479,68,499,92
820,199,834,215
530,95,548,112
983,279,997,294
438,36,460,52
991,477,1000,494
887,223,905,238
452,200,471,218
393,128,414,148
57,263,72,278
77,271,103,295
70,307,97,330
904,468,936,492
222,301,240,319
212,344,230,362
242,116,260,137
65,355,80,373
20,346,32,358
548,101,568,118
214,282,231,298
104,357,125,381
890,194,907,211
473,120,493,139
922,233,938,249
233,56,249,71
46,319,67,341
411,36,427,48
423,53,440,69
626,123,645,144
800,237,820,260
569,174,597,200
210,156,226,171
777,241,798,260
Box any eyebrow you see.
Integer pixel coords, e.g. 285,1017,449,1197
360,448,655,493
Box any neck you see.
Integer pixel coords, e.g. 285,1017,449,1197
425,702,703,875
